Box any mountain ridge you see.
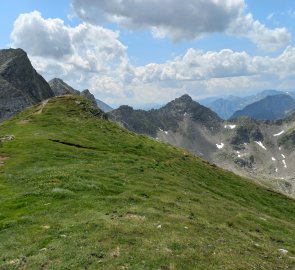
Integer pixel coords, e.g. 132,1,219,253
0,48,54,121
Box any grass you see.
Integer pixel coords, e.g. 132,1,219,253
0,95,295,269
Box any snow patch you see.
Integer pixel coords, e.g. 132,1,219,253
254,141,267,150
273,130,285,137
279,147,282,151
216,143,224,149
184,112,188,116
275,168,278,173
282,160,287,168
272,157,276,161
281,154,286,159
159,128,163,132
236,151,241,158
164,131,168,135
224,125,236,130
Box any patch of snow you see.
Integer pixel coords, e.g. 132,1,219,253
216,143,224,149
164,131,168,135
159,128,163,132
278,248,288,254
224,125,236,129
236,151,241,158
184,112,188,116
276,168,278,173
273,130,285,137
254,141,267,150
281,154,286,159
272,157,276,161
279,147,282,151
282,160,287,168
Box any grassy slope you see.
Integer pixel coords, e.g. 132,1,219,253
0,96,295,269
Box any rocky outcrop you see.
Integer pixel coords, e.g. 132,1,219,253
48,78,80,96
48,78,113,112
0,48,54,121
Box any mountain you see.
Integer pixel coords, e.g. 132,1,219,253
110,94,221,141
95,99,113,112
110,94,295,198
49,78,113,112
0,48,54,122
1,95,295,269
48,78,80,96
201,90,287,119
231,94,295,120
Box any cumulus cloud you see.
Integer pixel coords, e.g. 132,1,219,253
11,11,72,58
72,0,291,51
10,11,295,106
11,11,132,102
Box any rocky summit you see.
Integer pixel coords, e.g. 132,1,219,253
0,48,54,122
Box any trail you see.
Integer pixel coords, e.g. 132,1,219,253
35,99,49,114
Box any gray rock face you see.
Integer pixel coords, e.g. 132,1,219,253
48,78,80,96
95,99,113,113
0,48,54,121
48,78,113,112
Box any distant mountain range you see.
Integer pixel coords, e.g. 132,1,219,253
110,95,295,197
231,94,295,120
199,90,295,119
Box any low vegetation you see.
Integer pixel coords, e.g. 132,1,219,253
0,95,295,269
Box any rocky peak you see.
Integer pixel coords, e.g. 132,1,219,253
0,48,53,102
48,78,80,96
81,89,97,108
0,48,54,122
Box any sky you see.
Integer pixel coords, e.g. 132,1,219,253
2,0,295,107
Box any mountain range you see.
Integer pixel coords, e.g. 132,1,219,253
110,95,295,198
1,47,295,268
199,90,295,119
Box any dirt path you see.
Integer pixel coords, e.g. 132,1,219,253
35,99,49,114
0,155,10,166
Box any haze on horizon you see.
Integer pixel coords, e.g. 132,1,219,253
1,0,295,107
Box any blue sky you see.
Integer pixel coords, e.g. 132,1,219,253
2,0,295,106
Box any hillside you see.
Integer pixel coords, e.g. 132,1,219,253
1,95,295,269
0,48,54,122
231,94,295,120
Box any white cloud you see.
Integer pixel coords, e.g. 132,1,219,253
229,13,291,51
11,11,132,102
9,11,295,106
72,0,291,51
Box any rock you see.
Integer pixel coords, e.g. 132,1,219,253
0,48,54,122
48,78,80,96
278,248,288,254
